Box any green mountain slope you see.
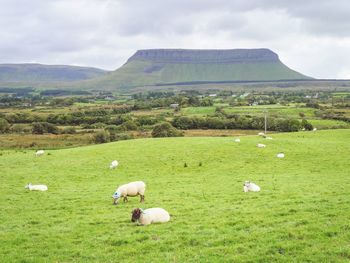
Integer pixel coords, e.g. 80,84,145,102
80,48,311,90
0,63,108,82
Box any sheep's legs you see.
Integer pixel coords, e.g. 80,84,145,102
123,196,128,203
140,195,145,203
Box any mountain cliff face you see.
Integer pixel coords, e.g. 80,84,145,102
82,48,311,90
128,48,280,64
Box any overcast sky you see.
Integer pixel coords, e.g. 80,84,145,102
0,0,349,78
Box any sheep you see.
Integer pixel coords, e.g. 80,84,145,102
265,136,273,140
25,183,48,191
257,143,266,148
110,160,119,169
243,181,260,192
258,132,265,137
313,128,317,131
277,153,285,158
234,138,240,143
112,181,146,205
131,208,170,226
35,150,45,157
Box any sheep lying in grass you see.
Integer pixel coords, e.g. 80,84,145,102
243,181,260,192
110,160,119,169
257,143,266,148
234,138,240,143
112,181,146,205
277,153,285,158
35,150,45,157
131,208,170,226
25,183,48,191
265,136,273,140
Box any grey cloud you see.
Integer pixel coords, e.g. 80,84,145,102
0,0,348,77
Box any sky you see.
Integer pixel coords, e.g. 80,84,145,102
0,0,349,79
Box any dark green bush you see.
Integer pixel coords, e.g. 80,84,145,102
152,122,183,138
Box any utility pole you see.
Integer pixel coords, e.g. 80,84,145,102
264,109,267,134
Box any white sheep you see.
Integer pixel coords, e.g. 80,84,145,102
25,183,48,191
277,153,285,158
110,160,119,169
265,136,273,140
234,138,241,143
131,208,170,226
257,143,266,148
112,181,146,205
313,128,317,131
258,132,265,137
243,181,260,192
35,150,45,157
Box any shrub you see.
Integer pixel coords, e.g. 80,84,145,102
62,127,76,134
301,119,314,131
120,120,138,131
0,118,10,133
10,124,28,133
151,122,183,138
32,122,45,134
93,130,110,144
32,122,59,134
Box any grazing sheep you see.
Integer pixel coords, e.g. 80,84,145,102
258,132,265,137
25,183,48,191
35,150,45,157
112,181,146,205
257,143,266,148
265,136,273,140
277,153,285,158
243,181,260,192
234,138,241,143
110,160,119,169
313,128,317,131
131,208,170,226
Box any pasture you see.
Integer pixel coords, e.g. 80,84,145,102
0,130,350,262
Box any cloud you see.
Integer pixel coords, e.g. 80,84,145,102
0,0,348,78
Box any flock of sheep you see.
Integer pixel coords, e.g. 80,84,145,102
26,131,288,226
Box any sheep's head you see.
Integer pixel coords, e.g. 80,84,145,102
131,208,142,222
25,183,31,189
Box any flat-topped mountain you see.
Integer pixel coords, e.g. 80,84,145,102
82,48,311,90
0,63,108,82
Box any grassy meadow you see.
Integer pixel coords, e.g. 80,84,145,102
1,129,350,262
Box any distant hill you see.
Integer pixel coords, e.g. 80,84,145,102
0,63,108,82
80,48,312,90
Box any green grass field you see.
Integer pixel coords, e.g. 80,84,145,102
1,130,350,262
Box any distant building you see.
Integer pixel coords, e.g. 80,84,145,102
170,103,179,108
105,96,116,101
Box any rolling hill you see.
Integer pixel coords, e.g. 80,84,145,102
79,48,312,90
0,63,108,82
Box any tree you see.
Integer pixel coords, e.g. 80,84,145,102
151,122,183,138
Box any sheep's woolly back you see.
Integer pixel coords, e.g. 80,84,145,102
243,182,260,192
110,160,119,169
26,184,48,191
116,181,146,197
138,208,170,225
